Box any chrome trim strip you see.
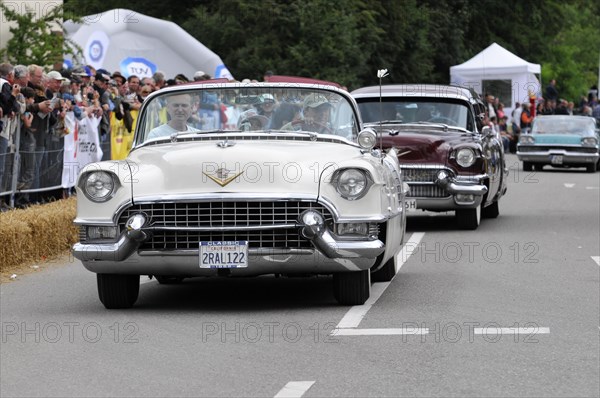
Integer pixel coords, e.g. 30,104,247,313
148,224,298,232
132,193,319,203
138,248,315,256
400,164,451,169
73,219,116,226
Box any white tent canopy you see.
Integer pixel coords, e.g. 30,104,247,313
64,9,233,81
450,43,541,117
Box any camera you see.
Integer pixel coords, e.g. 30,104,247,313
49,97,60,110
87,92,94,101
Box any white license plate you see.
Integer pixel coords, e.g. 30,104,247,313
405,199,418,212
550,155,563,165
199,241,248,269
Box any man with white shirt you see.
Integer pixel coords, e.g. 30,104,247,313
146,93,198,140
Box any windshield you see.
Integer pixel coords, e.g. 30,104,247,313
357,98,473,131
531,117,596,135
137,86,358,144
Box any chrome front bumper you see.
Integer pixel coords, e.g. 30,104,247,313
434,171,488,196
73,210,386,274
517,150,599,165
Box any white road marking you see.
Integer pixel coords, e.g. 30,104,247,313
274,381,315,398
592,256,600,266
564,183,575,188
585,186,599,190
474,327,550,335
332,328,428,336
335,232,425,329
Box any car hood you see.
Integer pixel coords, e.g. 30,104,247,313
379,130,479,163
530,134,583,144
125,140,362,198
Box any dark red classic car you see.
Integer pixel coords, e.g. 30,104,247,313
352,84,508,229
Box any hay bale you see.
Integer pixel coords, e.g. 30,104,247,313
0,197,78,277
0,216,34,270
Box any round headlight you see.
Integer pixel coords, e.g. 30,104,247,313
83,171,117,202
456,148,476,167
519,135,535,144
357,129,377,149
582,137,598,146
336,169,369,200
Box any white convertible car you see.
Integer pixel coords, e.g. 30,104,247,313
73,77,407,308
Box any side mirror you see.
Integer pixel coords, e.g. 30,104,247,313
481,126,493,138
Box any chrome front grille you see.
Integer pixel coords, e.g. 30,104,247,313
518,146,597,153
401,167,451,198
117,201,334,250
402,168,442,182
407,185,449,198
143,229,310,250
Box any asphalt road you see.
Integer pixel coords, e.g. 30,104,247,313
1,154,598,397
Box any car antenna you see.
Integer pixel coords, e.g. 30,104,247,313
377,69,389,163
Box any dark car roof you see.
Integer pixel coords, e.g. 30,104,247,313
351,84,478,103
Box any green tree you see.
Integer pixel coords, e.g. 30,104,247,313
182,0,381,88
61,0,600,100
0,3,82,66
540,2,600,101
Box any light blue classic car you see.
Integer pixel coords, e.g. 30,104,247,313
517,115,600,172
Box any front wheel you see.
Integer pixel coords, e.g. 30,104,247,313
523,162,533,172
456,205,481,230
97,274,140,309
482,200,500,219
371,256,397,282
333,270,371,305
586,162,597,173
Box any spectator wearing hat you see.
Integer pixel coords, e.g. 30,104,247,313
111,71,126,87
282,93,333,134
93,71,112,139
237,109,269,131
45,71,64,101
256,93,277,121
174,74,189,84
72,65,92,87
193,71,210,81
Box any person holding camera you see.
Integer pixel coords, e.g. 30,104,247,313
92,71,113,143
24,65,57,202
0,63,22,205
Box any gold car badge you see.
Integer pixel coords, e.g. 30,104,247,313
203,168,244,187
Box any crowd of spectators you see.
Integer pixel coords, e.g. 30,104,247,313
0,63,283,211
484,80,600,154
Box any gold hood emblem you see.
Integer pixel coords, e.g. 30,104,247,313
203,168,244,187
